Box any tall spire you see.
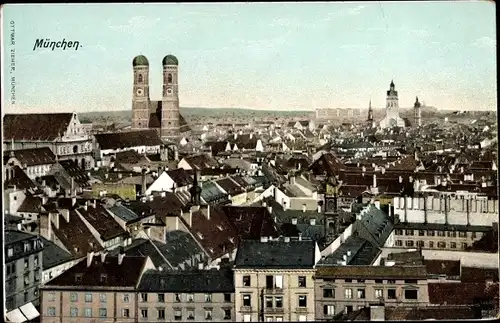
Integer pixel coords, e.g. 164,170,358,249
368,99,373,121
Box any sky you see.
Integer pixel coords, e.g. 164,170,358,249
1,2,497,114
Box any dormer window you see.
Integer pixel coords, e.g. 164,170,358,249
100,274,107,283
75,274,83,283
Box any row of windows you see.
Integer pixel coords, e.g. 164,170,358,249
395,239,468,249
394,229,478,238
242,294,308,307
242,275,308,288
321,287,417,300
47,307,107,318
48,292,233,304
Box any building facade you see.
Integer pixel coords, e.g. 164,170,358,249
233,238,320,322
5,230,44,323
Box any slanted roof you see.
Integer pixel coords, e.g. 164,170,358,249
166,168,193,187
234,238,316,269
44,255,148,288
40,236,74,269
315,265,427,279
5,230,35,245
95,130,163,150
4,113,73,141
138,269,234,292
218,206,279,240
5,147,56,166
76,203,126,241
5,166,37,190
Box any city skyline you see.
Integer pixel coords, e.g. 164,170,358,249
1,2,497,114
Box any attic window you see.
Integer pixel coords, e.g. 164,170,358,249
75,274,83,283
100,274,108,283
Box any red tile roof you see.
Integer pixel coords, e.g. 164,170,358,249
4,113,73,141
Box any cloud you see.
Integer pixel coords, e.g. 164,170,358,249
473,36,496,48
108,16,161,34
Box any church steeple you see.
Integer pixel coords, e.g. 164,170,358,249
367,99,373,121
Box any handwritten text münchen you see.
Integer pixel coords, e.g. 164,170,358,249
33,38,81,51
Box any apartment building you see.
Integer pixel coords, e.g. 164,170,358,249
39,252,154,323
233,237,321,322
5,230,43,323
390,222,491,250
314,265,429,321
136,268,235,322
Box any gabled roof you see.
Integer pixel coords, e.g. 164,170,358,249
5,166,37,190
58,159,90,187
234,238,316,269
95,130,163,150
5,147,56,166
4,113,73,141
215,177,245,196
182,154,218,170
76,202,127,241
166,168,193,187
218,206,279,240
44,255,148,288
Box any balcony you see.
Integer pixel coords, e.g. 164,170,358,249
296,307,309,314
265,288,284,295
240,306,253,313
265,308,284,314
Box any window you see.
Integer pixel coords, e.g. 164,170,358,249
24,274,29,287
70,307,78,317
187,293,194,302
123,293,129,303
24,242,30,252
459,231,467,238
266,317,273,322
123,309,130,318
158,293,165,302
84,308,92,317
224,293,231,302
243,294,251,306
275,296,283,308
450,242,457,249
437,231,445,237
405,290,418,299
141,293,148,302
405,230,414,236
158,308,165,319
375,288,383,299
175,293,181,302
298,315,307,321
187,310,195,320
324,305,335,315
395,240,403,246
387,279,396,284
243,275,251,286
375,279,383,284
310,218,316,225
243,314,251,322
7,248,13,257
462,242,468,249
275,317,283,322
99,308,107,318
344,279,352,283
448,231,457,237
100,293,107,303
48,307,56,316
323,288,334,298
429,241,434,248
437,241,446,249
167,73,173,83
48,292,56,301
388,289,396,299
405,240,414,247
174,309,182,320
24,259,29,269
416,240,424,247
138,74,143,83
405,279,418,284
427,230,435,236
357,288,365,299
344,288,353,299
395,229,403,235
266,275,273,288
418,230,425,236
266,296,273,308
70,292,78,302
224,309,231,320
472,232,477,239
85,292,92,302
141,309,148,318
298,276,306,287
298,295,307,307
205,293,212,302
205,309,212,320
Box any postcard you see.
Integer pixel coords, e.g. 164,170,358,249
1,2,498,323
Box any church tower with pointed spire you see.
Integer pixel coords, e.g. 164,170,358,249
367,99,373,122
414,96,422,127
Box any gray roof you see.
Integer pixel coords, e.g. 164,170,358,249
5,230,34,245
201,181,226,202
317,235,379,266
234,238,316,269
40,236,74,269
138,269,234,293
108,204,139,223
356,204,394,247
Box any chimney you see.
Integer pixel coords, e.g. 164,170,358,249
298,232,302,241
399,176,403,183
343,254,347,261
347,250,351,257
261,236,268,243
388,203,392,217
198,263,204,270
118,173,122,179
42,179,46,187
302,204,307,212
141,168,147,196
267,205,273,214
86,251,94,267
206,205,210,220
188,210,193,227
71,197,77,207
317,204,322,213
381,167,386,174
118,247,125,265
70,177,75,196
84,201,88,211
105,173,109,179
92,199,97,208
284,236,290,242
42,196,48,205
100,252,107,263
373,174,377,188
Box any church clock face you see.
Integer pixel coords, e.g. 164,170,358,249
136,88,144,96
166,88,173,95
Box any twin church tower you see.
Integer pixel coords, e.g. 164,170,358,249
131,54,181,141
